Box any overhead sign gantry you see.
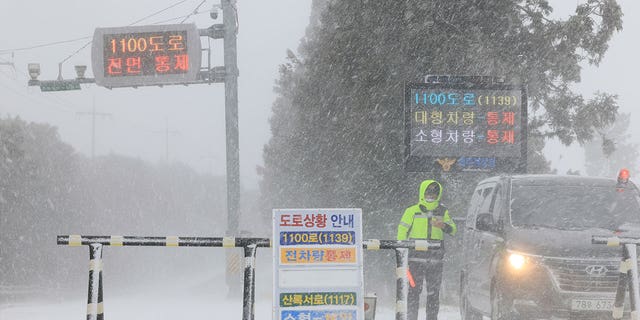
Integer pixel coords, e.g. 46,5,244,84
27,1,241,294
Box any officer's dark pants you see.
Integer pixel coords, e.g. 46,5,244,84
408,250,444,320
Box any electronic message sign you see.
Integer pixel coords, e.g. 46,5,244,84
91,24,201,88
404,81,527,173
273,208,364,320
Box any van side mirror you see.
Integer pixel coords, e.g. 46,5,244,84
495,219,504,233
476,213,495,232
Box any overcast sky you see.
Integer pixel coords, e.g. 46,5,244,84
0,0,638,190
0,0,312,190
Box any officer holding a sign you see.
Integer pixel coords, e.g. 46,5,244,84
397,179,457,320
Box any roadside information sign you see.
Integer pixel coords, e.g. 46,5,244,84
273,208,364,320
91,24,201,88
404,79,527,173
39,80,81,92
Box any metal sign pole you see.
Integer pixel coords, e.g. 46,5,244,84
395,248,409,320
242,244,257,320
87,243,104,320
222,0,241,295
222,0,240,236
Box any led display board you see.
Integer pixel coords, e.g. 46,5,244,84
404,81,527,173
91,24,201,88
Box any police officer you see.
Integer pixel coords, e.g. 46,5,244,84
397,179,457,320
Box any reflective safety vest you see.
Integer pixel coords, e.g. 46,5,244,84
397,179,457,241
397,203,456,240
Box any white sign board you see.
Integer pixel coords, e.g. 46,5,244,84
273,208,364,320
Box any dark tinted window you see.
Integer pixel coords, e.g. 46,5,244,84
465,188,483,229
466,185,493,229
510,183,640,230
488,185,504,222
478,186,495,214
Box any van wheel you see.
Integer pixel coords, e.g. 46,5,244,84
491,284,515,320
460,280,482,320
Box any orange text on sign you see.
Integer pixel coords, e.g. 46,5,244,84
280,247,356,264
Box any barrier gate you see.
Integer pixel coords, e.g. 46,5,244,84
592,235,640,320
57,235,441,320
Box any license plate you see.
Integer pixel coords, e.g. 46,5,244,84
571,299,614,311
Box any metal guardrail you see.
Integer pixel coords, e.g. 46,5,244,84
592,236,640,319
57,235,440,320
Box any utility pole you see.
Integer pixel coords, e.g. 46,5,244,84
76,96,112,159
0,52,15,66
0,53,16,77
223,0,240,237
154,118,179,162
201,155,219,175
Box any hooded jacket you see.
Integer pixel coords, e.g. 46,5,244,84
397,180,457,241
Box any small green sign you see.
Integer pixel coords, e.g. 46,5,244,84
40,80,81,92
280,292,356,307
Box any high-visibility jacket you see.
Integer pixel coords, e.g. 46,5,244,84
397,179,457,241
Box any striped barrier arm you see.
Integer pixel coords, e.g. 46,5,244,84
59,235,441,251
593,236,640,319
59,236,440,320
58,235,271,248
592,235,640,246
363,239,441,251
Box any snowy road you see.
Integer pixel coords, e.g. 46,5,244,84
1,294,461,320
1,266,461,320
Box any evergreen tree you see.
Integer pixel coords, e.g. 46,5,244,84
261,0,622,231
584,112,639,177
0,117,80,288
0,116,228,294
260,0,623,300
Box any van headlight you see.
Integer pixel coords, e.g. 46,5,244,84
508,253,526,269
505,250,539,272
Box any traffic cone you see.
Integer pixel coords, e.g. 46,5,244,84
407,268,416,288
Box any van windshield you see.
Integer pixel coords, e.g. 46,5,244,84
510,183,640,230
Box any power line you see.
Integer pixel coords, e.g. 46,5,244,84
0,76,77,114
59,0,203,67
55,0,196,74
0,0,192,55
58,40,93,74
129,0,189,26
0,36,92,54
180,0,207,23
5,63,86,111
151,10,208,25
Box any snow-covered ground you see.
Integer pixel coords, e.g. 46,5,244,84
1,252,461,320
0,294,461,320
